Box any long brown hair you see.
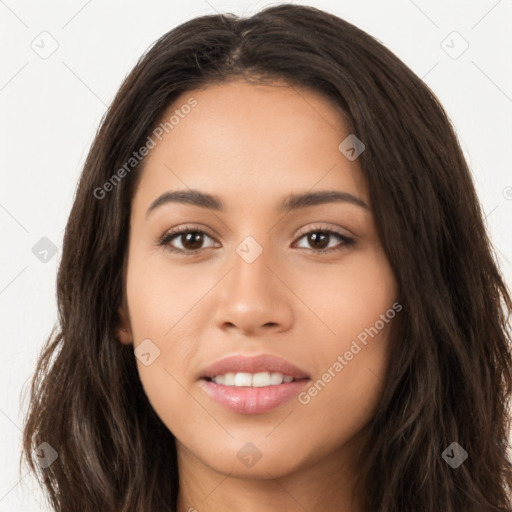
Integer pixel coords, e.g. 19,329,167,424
21,4,512,511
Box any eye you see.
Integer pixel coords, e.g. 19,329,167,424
293,225,355,254
157,225,217,254
157,224,355,255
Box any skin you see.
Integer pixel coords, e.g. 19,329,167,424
117,80,399,512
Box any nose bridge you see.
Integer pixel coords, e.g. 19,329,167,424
230,231,276,295
225,210,295,289
213,229,293,333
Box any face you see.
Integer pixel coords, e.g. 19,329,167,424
118,80,399,482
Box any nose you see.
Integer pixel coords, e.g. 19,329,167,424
213,242,294,336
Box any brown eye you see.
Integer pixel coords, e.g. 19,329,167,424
303,231,330,250
158,227,216,254
157,225,354,255
294,228,354,254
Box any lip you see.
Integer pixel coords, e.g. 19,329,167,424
198,353,311,414
199,378,310,414
198,353,311,380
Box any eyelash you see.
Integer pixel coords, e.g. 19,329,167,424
157,224,355,255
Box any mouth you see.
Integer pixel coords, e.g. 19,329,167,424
198,353,311,414
199,352,311,382
201,372,308,387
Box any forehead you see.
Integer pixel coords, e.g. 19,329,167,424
132,80,369,213
165,79,349,143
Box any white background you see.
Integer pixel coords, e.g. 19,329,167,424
1,0,511,510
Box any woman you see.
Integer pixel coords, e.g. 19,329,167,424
22,4,512,511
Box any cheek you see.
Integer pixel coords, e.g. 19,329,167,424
294,242,397,345
292,247,397,428
124,252,206,414
295,313,396,453
125,249,208,340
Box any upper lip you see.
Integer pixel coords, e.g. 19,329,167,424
199,354,311,380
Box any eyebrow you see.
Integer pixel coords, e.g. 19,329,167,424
146,189,369,217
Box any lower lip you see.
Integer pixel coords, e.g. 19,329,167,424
199,378,310,414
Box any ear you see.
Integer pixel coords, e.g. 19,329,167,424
116,303,133,345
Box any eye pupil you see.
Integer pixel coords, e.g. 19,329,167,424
182,232,204,250
308,232,329,250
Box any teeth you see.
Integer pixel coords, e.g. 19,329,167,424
235,372,252,387
212,372,295,387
